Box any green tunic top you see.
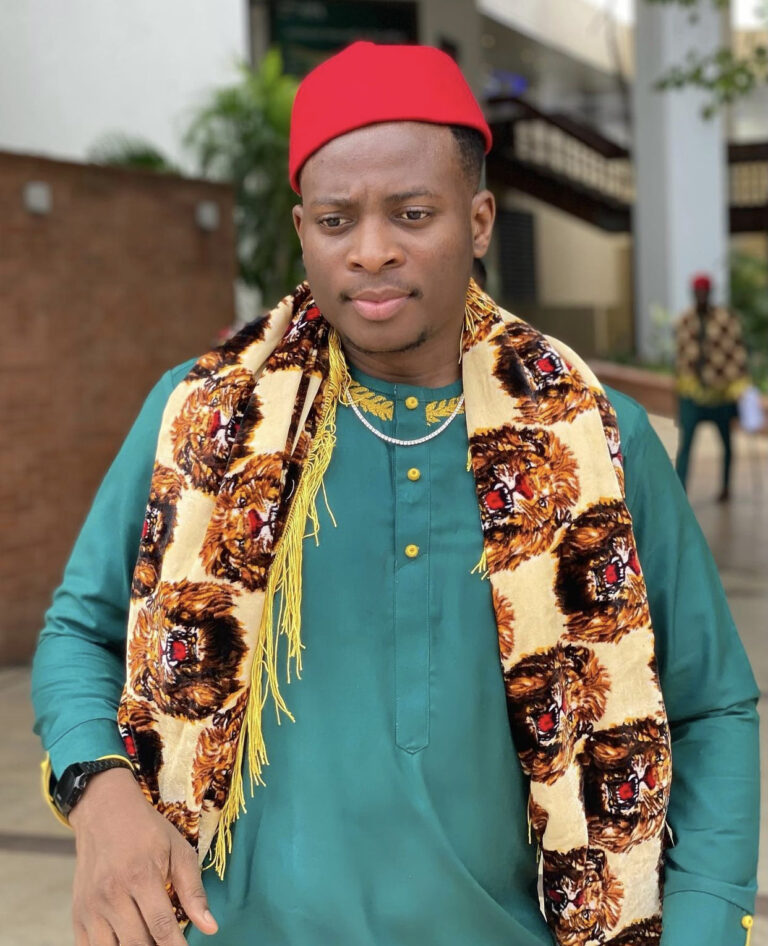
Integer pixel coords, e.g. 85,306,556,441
31,360,759,946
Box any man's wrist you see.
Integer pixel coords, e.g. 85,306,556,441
68,766,140,828
53,758,134,819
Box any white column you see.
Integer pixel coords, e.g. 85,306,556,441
632,2,729,360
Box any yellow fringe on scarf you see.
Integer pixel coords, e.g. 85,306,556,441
211,329,351,877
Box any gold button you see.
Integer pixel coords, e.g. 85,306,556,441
742,916,753,930
404,544,420,558
405,396,419,410
407,468,421,481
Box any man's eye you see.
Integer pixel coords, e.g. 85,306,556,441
319,215,345,229
400,209,430,221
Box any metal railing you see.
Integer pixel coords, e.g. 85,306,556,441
512,119,635,204
488,96,768,231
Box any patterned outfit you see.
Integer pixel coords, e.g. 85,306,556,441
674,306,749,491
32,287,758,946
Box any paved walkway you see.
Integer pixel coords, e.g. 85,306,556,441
0,416,765,946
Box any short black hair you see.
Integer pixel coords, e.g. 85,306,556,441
450,125,485,191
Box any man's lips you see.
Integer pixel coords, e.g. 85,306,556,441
349,292,412,322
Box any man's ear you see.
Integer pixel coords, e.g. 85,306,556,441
292,204,304,250
470,189,495,258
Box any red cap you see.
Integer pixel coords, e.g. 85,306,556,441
691,273,713,292
289,41,493,194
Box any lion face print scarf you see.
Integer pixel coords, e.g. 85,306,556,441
118,281,671,945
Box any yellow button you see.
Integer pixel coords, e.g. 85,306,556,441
407,468,421,481
404,544,420,558
742,916,753,930
405,396,419,410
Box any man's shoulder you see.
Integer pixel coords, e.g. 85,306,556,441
167,357,199,389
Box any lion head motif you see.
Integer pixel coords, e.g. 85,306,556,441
580,717,671,853
131,464,185,599
471,425,579,573
492,322,594,425
604,917,662,945
117,697,164,805
199,454,284,590
171,368,256,494
556,500,650,642
266,301,326,373
129,580,247,719
505,644,610,784
191,691,248,811
543,847,624,946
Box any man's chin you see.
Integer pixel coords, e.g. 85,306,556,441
341,328,428,357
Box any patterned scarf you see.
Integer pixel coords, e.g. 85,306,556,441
118,281,670,945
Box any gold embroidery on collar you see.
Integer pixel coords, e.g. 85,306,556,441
426,397,465,426
347,380,393,420
348,382,465,427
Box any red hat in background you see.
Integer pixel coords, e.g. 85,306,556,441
691,273,713,292
289,41,493,194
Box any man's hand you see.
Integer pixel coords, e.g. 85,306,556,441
69,767,219,945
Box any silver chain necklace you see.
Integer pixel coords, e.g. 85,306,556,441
346,389,465,447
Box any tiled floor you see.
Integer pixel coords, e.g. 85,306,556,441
0,417,765,946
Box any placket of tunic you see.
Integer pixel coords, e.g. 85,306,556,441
391,391,431,752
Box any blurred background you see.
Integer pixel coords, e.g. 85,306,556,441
0,1,766,943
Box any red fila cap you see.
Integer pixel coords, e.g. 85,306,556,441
289,41,493,194
691,273,713,292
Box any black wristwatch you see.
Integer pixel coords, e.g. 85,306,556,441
52,759,134,817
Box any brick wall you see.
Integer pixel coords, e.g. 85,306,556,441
0,152,238,664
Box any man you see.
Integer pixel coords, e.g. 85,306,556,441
674,272,750,501
32,43,758,946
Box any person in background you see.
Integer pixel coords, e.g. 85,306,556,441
674,273,750,501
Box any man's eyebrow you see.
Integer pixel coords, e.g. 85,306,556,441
308,189,439,209
309,196,354,209
386,189,438,202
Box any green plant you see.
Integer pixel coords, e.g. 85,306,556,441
88,134,181,174
644,0,768,115
184,50,303,304
730,250,768,389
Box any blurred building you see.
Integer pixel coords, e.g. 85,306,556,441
252,0,768,360
0,0,248,171
0,2,246,664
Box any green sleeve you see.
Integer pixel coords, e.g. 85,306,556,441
30,362,195,780
610,388,759,946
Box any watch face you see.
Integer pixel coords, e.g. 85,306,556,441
53,764,86,816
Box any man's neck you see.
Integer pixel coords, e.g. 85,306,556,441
341,333,463,388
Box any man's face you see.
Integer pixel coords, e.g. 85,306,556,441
292,122,494,360
694,285,711,308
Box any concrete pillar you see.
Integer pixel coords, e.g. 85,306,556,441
632,2,729,360
419,0,484,96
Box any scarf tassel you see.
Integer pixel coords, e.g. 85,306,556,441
209,330,349,878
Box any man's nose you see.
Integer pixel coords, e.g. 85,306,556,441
346,218,403,273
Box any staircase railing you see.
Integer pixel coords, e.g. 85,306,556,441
487,95,768,233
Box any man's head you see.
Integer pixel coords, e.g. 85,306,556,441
289,43,495,374
691,273,712,309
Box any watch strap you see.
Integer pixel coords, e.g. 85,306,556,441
52,756,134,817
